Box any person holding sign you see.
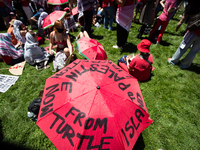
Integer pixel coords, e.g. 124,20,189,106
118,39,154,81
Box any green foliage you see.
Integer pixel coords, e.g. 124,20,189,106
0,12,200,150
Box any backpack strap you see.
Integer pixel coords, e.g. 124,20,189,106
139,54,152,71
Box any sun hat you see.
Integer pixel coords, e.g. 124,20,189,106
137,39,151,53
9,19,16,26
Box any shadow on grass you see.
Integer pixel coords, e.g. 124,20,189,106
132,133,145,150
122,43,138,54
0,120,34,150
90,34,104,40
185,63,200,74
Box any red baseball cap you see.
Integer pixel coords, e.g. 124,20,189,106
137,39,151,53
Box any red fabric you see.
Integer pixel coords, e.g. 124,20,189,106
127,54,153,81
194,27,200,37
159,0,177,22
0,2,5,7
149,18,169,43
21,0,29,6
77,37,107,60
1,55,13,64
36,59,153,150
7,27,18,45
102,0,114,8
54,40,67,52
38,36,44,45
138,0,145,2
124,0,135,6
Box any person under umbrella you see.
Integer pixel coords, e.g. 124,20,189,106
49,20,73,56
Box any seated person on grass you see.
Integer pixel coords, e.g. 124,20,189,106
24,31,52,66
76,27,90,40
13,20,29,49
0,33,24,65
118,39,154,82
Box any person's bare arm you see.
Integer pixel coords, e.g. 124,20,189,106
49,32,54,55
31,16,38,23
126,56,132,71
20,30,28,37
115,0,126,7
66,34,73,55
160,0,165,8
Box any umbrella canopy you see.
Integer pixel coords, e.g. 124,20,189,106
37,59,153,150
43,11,66,30
47,0,69,5
77,37,107,60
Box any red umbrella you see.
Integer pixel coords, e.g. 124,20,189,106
36,59,153,150
47,0,69,5
43,11,66,30
77,37,107,60
71,7,78,16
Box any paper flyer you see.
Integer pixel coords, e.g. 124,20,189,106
0,74,19,93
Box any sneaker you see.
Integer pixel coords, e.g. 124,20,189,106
113,45,123,50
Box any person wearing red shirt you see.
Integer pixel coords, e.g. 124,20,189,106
119,39,154,81
148,0,179,44
102,0,115,30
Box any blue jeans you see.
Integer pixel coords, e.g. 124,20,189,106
169,32,200,68
103,7,114,30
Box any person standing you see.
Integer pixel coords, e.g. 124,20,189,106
148,0,179,44
102,0,115,30
113,0,135,50
21,0,36,29
77,0,95,37
0,0,11,28
133,0,146,23
136,0,159,38
168,26,200,69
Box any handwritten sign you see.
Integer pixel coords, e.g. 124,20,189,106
37,60,151,150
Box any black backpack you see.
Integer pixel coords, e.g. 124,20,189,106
28,98,42,121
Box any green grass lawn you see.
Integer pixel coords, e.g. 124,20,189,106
0,12,200,150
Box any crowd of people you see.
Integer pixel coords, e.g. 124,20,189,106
0,0,200,82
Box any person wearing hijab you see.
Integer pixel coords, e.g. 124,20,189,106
37,12,48,38
24,31,49,65
13,20,29,49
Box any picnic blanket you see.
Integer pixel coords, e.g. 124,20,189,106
0,33,23,59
